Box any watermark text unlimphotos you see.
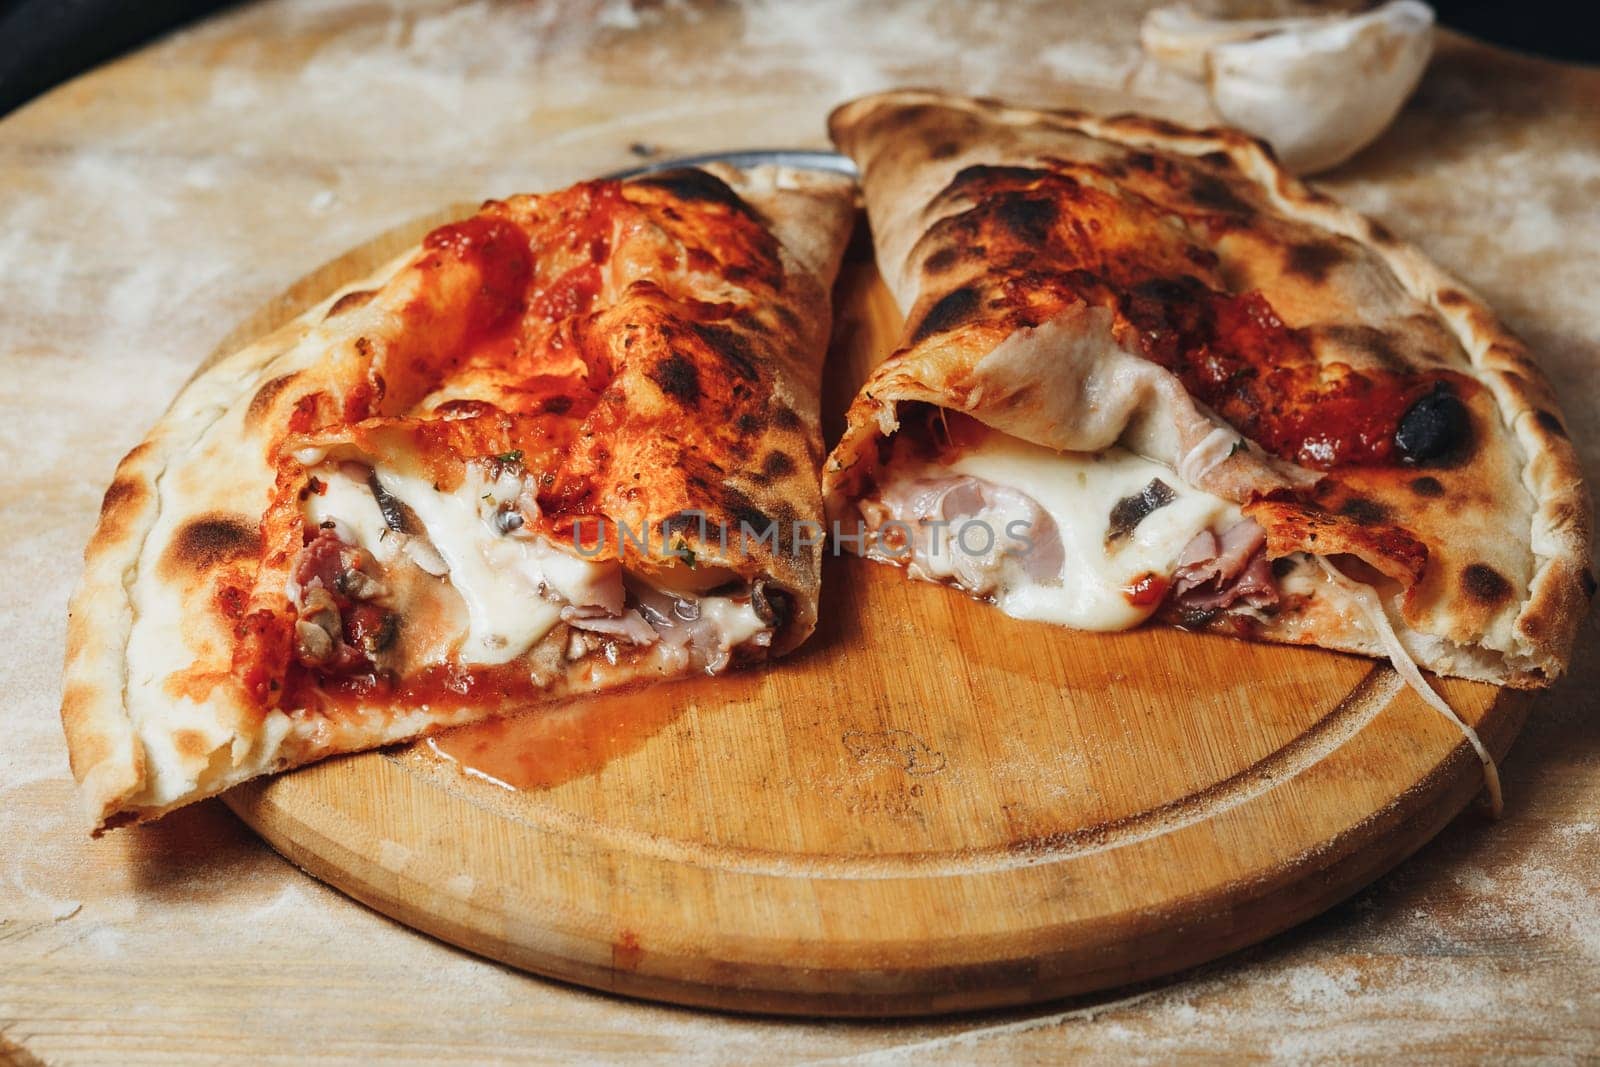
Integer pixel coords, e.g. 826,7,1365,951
567,510,1036,563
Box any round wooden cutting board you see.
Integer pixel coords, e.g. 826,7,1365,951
221,198,1525,1018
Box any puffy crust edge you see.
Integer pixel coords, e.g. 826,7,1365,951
829,89,1593,684
60,250,430,832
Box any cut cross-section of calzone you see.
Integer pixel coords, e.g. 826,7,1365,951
824,92,1591,721
63,164,856,830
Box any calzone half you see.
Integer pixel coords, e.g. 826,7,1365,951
64,164,855,830
824,92,1591,740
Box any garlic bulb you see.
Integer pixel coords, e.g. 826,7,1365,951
1140,2,1435,173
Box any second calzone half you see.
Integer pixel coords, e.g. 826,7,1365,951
824,91,1591,717
64,164,855,829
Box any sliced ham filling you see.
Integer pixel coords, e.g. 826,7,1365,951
290,459,776,682
1169,518,1279,614
851,418,1279,630
863,475,1065,597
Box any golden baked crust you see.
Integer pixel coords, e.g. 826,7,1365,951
62,164,856,831
825,89,1591,687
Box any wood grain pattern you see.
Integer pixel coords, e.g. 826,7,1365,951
219,211,1524,1015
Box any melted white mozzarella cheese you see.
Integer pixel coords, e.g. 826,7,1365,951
371,469,578,665
304,464,768,669
698,597,769,650
896,433,1239,630
304,467,401,566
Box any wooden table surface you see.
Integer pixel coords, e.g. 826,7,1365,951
2,1,1596,1062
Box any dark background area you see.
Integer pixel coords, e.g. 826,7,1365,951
1,0,1596,120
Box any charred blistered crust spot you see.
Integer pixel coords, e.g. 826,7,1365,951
1409,475,1445,497
770,405,802,431
245,372,301,429
929,140,962,160
923,246,962,274
632,168,757,219
99,476,146,527
1186,173,1253,215
1436,288,1471,308
649,354,701,407
934,165,1050,209
325,288,377,319
161,514,261,579
1338,497,1390,525
994,195,1058,245
1461,562,1513,605
735,412,765,435
1314,324,1406,372
722,485,776,541
1582,569,1598,599
1366,219,1397,244
772,302,803,336
731,308,773,338
691,322,760,381
911,286,982,343
1199,150,1235,169
760,450,796,480
1535,409,1568,438
1283,240,1348,284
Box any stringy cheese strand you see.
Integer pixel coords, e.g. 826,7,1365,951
1316,557,1503,817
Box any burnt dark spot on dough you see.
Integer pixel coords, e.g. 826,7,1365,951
760,450,796,479
1367,219,1397,244
722,486,776,541
1461,563,1512,605
691,322,759,381
1338,497,1389,525
911,286,981,343
735,412,764,435
1535,409,1568,438
923,246,961,274
632,168,755,217
929,140,962,160
163,514,260,578
1283,241,1347,284
1316,324,1406,372
1187,173,1253,215
994,195,1058,245
1582,569,1597,599
937,164,1049,205
99,477,145,523
731,308,772,337
758,303,801,341
1436,288,1470,308
1409,475,1445,497
1199,150,1234,169
325,289,377,319
245,372,301,428
770,405,802,431
649,354,701,407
